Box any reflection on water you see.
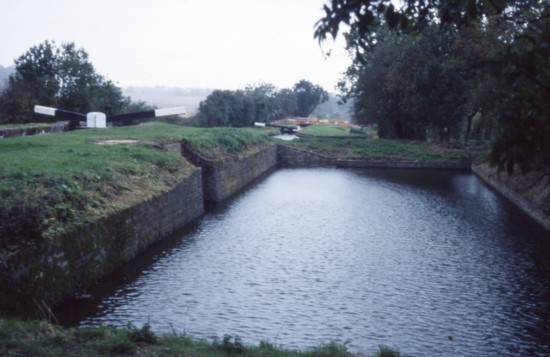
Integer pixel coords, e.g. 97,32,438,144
57,168,550,356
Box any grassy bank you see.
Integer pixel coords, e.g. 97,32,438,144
285,137,471,162
299,125,360,137
0,319,403,357
0,122,270,241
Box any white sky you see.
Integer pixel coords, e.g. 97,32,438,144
0,0,350,91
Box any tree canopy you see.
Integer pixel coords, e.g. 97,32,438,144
315,0,550,173
0,41,150,123
293,80,329,117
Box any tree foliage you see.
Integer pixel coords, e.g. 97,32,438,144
315,0,550,173
348,26,503,142
293,80,329,117
198,80,328,127
0,41,150,123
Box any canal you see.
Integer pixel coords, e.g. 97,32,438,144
57,168,550,356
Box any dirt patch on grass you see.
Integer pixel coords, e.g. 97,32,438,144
95,139,140,145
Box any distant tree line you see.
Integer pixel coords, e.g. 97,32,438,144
0,41,151,123
316,0,549,173
196,80,328,127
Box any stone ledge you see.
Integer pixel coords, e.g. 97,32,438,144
0,122,69,139
295,132,368,139
472,164,550,231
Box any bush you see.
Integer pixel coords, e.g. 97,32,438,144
128,323,158,344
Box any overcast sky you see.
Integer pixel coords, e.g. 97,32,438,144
1,0,350,91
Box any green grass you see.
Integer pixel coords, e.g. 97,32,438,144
300,125,361,137
0,122,271,240
287,137,471,162
0,319,404,357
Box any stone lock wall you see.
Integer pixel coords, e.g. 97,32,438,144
0,142,282,311
181,143,278,203
0,122,70,139
277,144,470,170
277,144,336,167
0,168,204,311
472,164,550,231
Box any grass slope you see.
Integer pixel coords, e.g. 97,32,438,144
300,125,355,137
0,319,404,357
286,137,471,162
0,123,270,240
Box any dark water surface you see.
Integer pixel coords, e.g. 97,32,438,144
58,168,550,356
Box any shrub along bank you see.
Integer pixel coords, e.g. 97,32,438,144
0,319,403,357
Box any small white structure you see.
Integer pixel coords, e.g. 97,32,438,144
86,112,107,128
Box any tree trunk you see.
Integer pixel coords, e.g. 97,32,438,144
464,110,478,144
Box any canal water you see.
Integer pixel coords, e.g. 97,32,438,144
58,168,550,356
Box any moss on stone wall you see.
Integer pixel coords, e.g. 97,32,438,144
0,169,204,312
